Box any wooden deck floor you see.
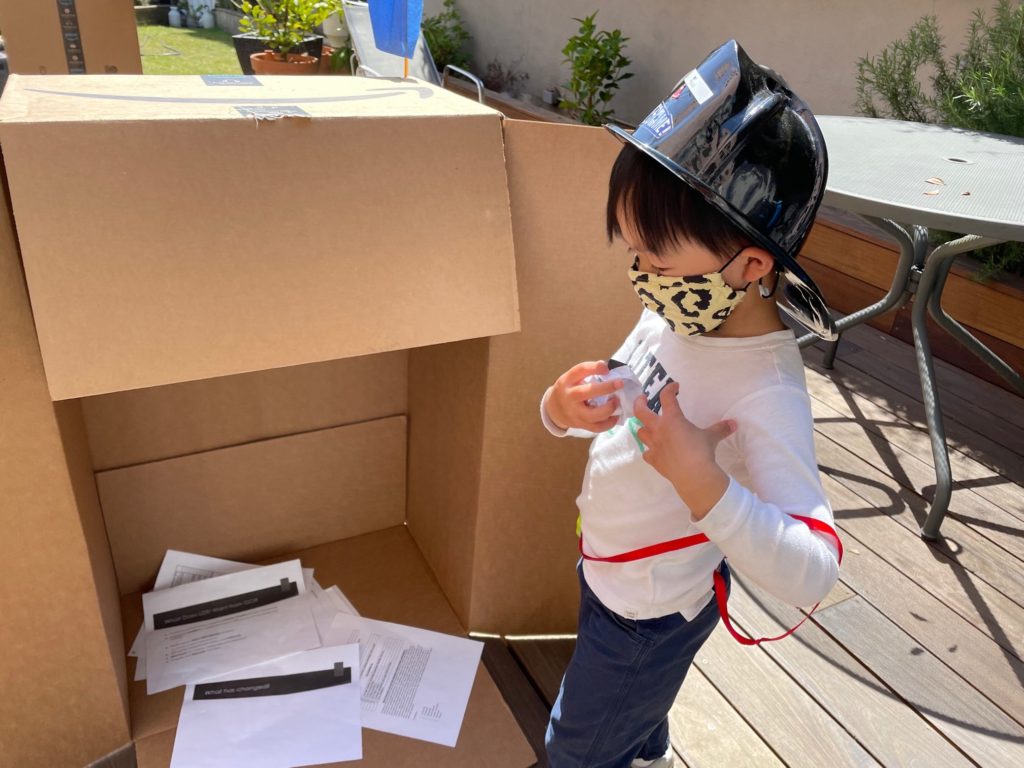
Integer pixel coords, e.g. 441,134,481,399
483,322,1024,768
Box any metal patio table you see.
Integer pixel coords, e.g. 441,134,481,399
797,116,1024,540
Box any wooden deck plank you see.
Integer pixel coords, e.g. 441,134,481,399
802,340,1024,492
810,394,1024,570
723,575,977,767
809,393,1024,602
804,357,1024,523
480,638,549,768
692,618,882,767
814,432,1024,659
821,473,1024,726
507,638,575,710
815,596,1024,767
835,323,1024,435
670,668,785,768
831,329,1024,458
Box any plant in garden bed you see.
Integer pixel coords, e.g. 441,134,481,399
855,0,1024,279
560,11,632,126
422,0,471,72
235,0,337,74
482,58,529,98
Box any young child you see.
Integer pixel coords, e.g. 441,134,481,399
540,41,842,768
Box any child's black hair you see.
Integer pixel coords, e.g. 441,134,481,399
606,143,750,260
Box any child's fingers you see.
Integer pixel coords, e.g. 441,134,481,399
581,399,618,423
591,415,620,432
570,377,623,401
658,382,683,416
704,419,737,446
634,424,651,449
632,394,657,428
566,360,609,384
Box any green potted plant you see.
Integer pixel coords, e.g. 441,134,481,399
559,12,632,126
234,0,337,75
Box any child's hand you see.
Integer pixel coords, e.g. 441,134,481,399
545,361,624,433
633,382,734,519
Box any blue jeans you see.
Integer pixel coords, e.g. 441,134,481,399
545,560,730,768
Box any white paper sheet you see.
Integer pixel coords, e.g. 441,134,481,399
324,585,359,617
324,613,482,747
130,562,317,664
130,551,260,660
154,550,259,591
142,561,320,694
170,644,362,768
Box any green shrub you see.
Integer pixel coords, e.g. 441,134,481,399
236,0,337,55
560,12,633,126
855,1,1024,279
422,0,471,72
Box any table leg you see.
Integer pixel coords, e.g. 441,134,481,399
912,233,1004,541
797,218,924,362
926,246,1024,394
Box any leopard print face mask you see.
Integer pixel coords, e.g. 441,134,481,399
627,250,748,336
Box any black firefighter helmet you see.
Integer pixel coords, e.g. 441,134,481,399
606,40,837,340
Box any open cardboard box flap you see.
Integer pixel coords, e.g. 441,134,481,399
0,75,639,767
0,75,519,400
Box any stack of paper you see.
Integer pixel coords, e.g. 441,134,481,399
131,549,484,768
129,551,358,687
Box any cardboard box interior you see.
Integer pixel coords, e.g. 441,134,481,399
0,76,636,767
0,0,142,76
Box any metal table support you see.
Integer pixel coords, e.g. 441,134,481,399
798,221,1023,539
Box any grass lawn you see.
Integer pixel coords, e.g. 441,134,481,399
138,25,242,75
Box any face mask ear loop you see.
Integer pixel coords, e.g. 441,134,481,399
717,247,747,275
758,267,782,298
719,246,752,292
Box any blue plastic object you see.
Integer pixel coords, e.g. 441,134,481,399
368,0,423,58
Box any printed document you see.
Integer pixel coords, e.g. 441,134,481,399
170,643,362,768
324,613,482,747
141,560,320,694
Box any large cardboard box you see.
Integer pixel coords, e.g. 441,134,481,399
0,74,636,767
0,0,142,76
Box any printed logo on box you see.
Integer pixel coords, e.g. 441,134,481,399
56,0,86,74
202,75,263,87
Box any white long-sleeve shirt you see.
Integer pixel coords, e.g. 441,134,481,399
542,310,840,622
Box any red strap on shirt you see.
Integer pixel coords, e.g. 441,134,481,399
578,514,843,646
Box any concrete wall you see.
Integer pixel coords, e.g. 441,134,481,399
425,0,978,123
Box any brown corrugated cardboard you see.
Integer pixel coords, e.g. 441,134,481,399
409,121,638,634
82,351,408,470
0,180,129,766
97,416,408,595
407,337,490,623
0,0,141,75
53,398,130,718
0,76,632,768
0,75,518,400
122,527,537,768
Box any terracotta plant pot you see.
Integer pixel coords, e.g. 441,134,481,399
317,46,351,75
234,33,323,76
250,51,319,76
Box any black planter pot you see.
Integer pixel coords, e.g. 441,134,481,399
232,33,324,75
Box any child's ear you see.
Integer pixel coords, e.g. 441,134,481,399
740,247,776,284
